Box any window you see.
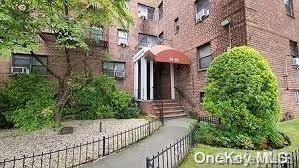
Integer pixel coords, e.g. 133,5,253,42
195,0,209,22
200,92,205,103
295,91,299,103
11,54,48,75
290,41,299,57
284,0,294,15
102,62,126,78
90,26,104,43
158,32,164,44
197,43,212,70
118,29,128,46
137,4,155,21
158,2,163,20
138,33,158,48
174,17,179,33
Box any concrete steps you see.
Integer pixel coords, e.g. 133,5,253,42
153,100,188,119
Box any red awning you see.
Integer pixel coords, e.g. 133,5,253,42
144,45,190,65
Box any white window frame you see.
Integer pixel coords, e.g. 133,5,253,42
295,91,299,103
103,62,126,78
137,4,155,21
90,26,104,43
117,30,129,46
195,0,210,22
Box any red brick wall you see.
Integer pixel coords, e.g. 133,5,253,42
245,0,299,117
1,0,298,118
0,39,103,83
156,0,247,114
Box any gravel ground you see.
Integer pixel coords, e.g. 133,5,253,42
0,119,148,161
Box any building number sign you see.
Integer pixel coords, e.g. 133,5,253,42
169,57,179,62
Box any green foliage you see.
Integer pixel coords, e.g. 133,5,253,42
0,75,57,131
192,122,255,150
65,74,140,120
201,46,287,149
0,0,133,56
115,97,140,119
192,122,218,145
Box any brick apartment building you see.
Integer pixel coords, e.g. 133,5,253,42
0,0,298,118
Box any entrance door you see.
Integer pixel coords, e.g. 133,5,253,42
154,63,171,100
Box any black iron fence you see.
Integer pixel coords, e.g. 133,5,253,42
146,132,193,168
198,115,221,126
266,150,298,168
0,120,162,168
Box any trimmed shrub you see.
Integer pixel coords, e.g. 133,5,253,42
0,75,56,131
200,46,288,149
192,122,218,145
115,97,140,119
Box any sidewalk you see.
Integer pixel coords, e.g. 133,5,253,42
82,118,195,168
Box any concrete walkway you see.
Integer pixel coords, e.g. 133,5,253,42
82,118,195,168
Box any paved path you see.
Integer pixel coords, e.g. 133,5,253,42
82,118,195,168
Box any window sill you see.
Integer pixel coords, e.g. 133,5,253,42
197,68,208,72
8,73,47,76
286,13,295,18
117,44,129,47
195,16,209,25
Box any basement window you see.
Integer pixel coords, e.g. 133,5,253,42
200,92,205,103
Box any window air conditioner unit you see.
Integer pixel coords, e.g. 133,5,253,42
140,15,146,20
292,58,299,66
115,71,125,78
196,9,209,22
11,67,30,74
120,42,128,48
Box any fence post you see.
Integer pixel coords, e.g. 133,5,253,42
102,136,106,156
146,157,150,168
100,122,102,133
160,101,165,125
148,122,151,135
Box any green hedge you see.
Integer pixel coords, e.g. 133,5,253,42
0,74,141,131
0,75,57,131
64,74,140,120
198,46,289,149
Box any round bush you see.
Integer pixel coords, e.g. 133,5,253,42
202,46,287,149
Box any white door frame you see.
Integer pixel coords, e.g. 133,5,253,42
170,63,175,99
133,49,175,100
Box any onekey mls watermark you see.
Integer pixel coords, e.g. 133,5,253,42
194,151,292,167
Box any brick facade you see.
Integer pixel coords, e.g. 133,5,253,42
0,0,298,118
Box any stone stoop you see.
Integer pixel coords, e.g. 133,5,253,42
152,99,188,119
